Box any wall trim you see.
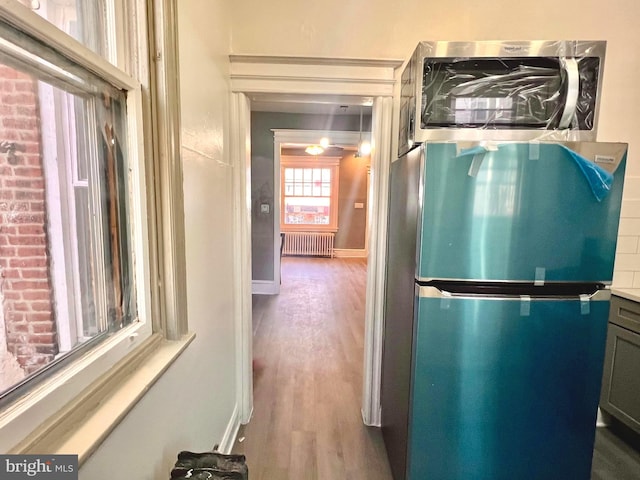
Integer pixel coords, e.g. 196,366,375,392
229,55,402,69
230,93,254,425
361,96,394,427
252,280,279,295
230,55,400,97
231,75,395,85
151,0,189,339
217,403,241,454
334,248,368,258
272,129,370,146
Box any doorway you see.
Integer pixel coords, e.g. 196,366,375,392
249,103,374,420
268,124,373,291
229,54,401,429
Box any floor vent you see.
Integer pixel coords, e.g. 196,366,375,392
282,232,335,258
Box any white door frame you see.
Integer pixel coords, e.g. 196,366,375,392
230,92,254,424
361,96,394,425
230,55,401,426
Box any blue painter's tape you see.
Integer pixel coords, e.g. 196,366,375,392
559,145,613,202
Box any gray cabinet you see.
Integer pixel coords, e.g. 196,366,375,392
600,295,640,432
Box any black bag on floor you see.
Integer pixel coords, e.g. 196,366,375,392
172,451,248,480
170,467,245,479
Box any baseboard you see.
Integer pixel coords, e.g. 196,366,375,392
361,406,382,427
218,403,240,454
596,407,612,427
333,248,368,258
252,280,278,295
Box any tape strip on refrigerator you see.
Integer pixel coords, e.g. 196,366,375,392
580,294,591,315
520,295,531,316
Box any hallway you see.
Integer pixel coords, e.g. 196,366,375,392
234,257,392,480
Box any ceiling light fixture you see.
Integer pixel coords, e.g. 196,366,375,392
320,137,330,149
355,106,371,158
305,145,324,155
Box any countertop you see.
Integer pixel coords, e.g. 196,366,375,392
612,288,640,303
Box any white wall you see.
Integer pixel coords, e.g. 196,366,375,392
79,1,237,478
230,0,640,287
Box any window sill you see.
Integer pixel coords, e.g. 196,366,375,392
10,331,196,465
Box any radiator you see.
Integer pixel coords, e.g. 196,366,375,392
282,232,335,258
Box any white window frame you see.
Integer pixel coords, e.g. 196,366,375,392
280,156,340,233
40,82,84,352
0,0,186,459
38,0,110,350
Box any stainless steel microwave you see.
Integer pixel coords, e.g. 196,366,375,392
398,40,606,156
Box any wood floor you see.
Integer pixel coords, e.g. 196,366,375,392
592,422,640,480
236,257,640,480
235,257,392,480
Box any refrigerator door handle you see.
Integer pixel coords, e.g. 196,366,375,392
415,285,611,301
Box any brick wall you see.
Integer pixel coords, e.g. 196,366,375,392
0,64,58,375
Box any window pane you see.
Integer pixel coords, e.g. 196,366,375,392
23,0,111,61
284,168,293,181
0,35,134,397
294,168,302,181
73,99,90,181
303,183,311,196
283,197,330,225
285,183,293,195
322,169,331,182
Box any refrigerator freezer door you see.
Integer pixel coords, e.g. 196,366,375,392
416,142,627,283
408,288,610,480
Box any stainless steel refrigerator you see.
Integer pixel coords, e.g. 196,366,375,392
381,141,627,480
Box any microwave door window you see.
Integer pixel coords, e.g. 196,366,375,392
575,56,600,131
421,58,565,129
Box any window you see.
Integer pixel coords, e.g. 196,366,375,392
28,0,111,61
280,156,339,232
0,0,161,455
0,50,134,396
